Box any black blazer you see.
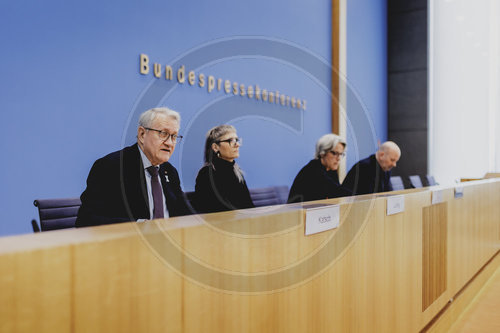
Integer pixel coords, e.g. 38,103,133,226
342,154,392,195
76,144,190,227
287,159,351,203
193,157,254,213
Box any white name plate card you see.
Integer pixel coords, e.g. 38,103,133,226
454,186,464,198
431,190,444,204
305,205,340,236
386,195,405,215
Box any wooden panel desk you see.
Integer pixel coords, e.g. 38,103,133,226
1,180,499,332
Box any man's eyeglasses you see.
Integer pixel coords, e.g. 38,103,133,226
217,137,242,147
329,151,345,158
145,127,183,143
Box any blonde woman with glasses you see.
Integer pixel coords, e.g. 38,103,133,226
193,125,254,213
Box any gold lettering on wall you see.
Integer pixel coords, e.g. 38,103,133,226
165,66,173,80
140,54,149,74
247,85,254,98
224,80,231,94
138,53,307,111
153,63,162,78
207,75,215,92
177,65,185,83
198,74,205,87
188,71,195,85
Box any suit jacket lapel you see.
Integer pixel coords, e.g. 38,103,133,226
122,144,150,219
372,155,383,192
160,163,177,215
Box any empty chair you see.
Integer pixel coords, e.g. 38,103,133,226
409,175,423,188
274,186,289,205
33,197,81,231
250,186,289,207
390,176,405,191
426,175,438,186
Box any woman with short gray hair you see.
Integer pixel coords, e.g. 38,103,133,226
193,125,254,213
288,133,351,203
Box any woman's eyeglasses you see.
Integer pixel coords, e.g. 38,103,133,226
329,151,345,158
217,137,242,147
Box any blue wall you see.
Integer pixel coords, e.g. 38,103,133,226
0,0,386,236
346,0,388,169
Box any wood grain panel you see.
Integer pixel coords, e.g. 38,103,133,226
422,202,448,311
0,245,72,333
0,180,499,332
448,258,500,333
424,251,500,333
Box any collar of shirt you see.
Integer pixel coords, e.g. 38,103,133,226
138,146,154,170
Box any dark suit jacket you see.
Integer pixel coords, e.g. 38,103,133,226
342,154,392,195
76,144,190,227
193,157,254,213
287,159,351,203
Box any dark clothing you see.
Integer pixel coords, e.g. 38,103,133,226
76,144,190,227
193,157,254,213
342,154,393,195
287,159,351,203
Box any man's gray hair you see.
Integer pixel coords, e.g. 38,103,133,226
138,107,181,128
314,133,346,159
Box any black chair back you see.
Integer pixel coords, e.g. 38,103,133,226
426,175,437,186
409,175,423,188
250,186,289,207
33,198,81,231
390,176,405,191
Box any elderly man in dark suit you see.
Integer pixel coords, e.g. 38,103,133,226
76,107,190,227
342,141,401,195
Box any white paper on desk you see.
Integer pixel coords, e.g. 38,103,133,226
387,195,405,215
431,190,444,204
305,205,340,236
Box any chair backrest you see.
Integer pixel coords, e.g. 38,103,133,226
409,175,423,188
34,198,81,231
390,176,405,191
426,175,437,186
249,186,289,207
184,191,196,212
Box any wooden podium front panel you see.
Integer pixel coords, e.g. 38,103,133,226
422,202,448,311
1,180,499,333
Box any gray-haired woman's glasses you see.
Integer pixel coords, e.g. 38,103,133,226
329,150,345,158
217,137,242,147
